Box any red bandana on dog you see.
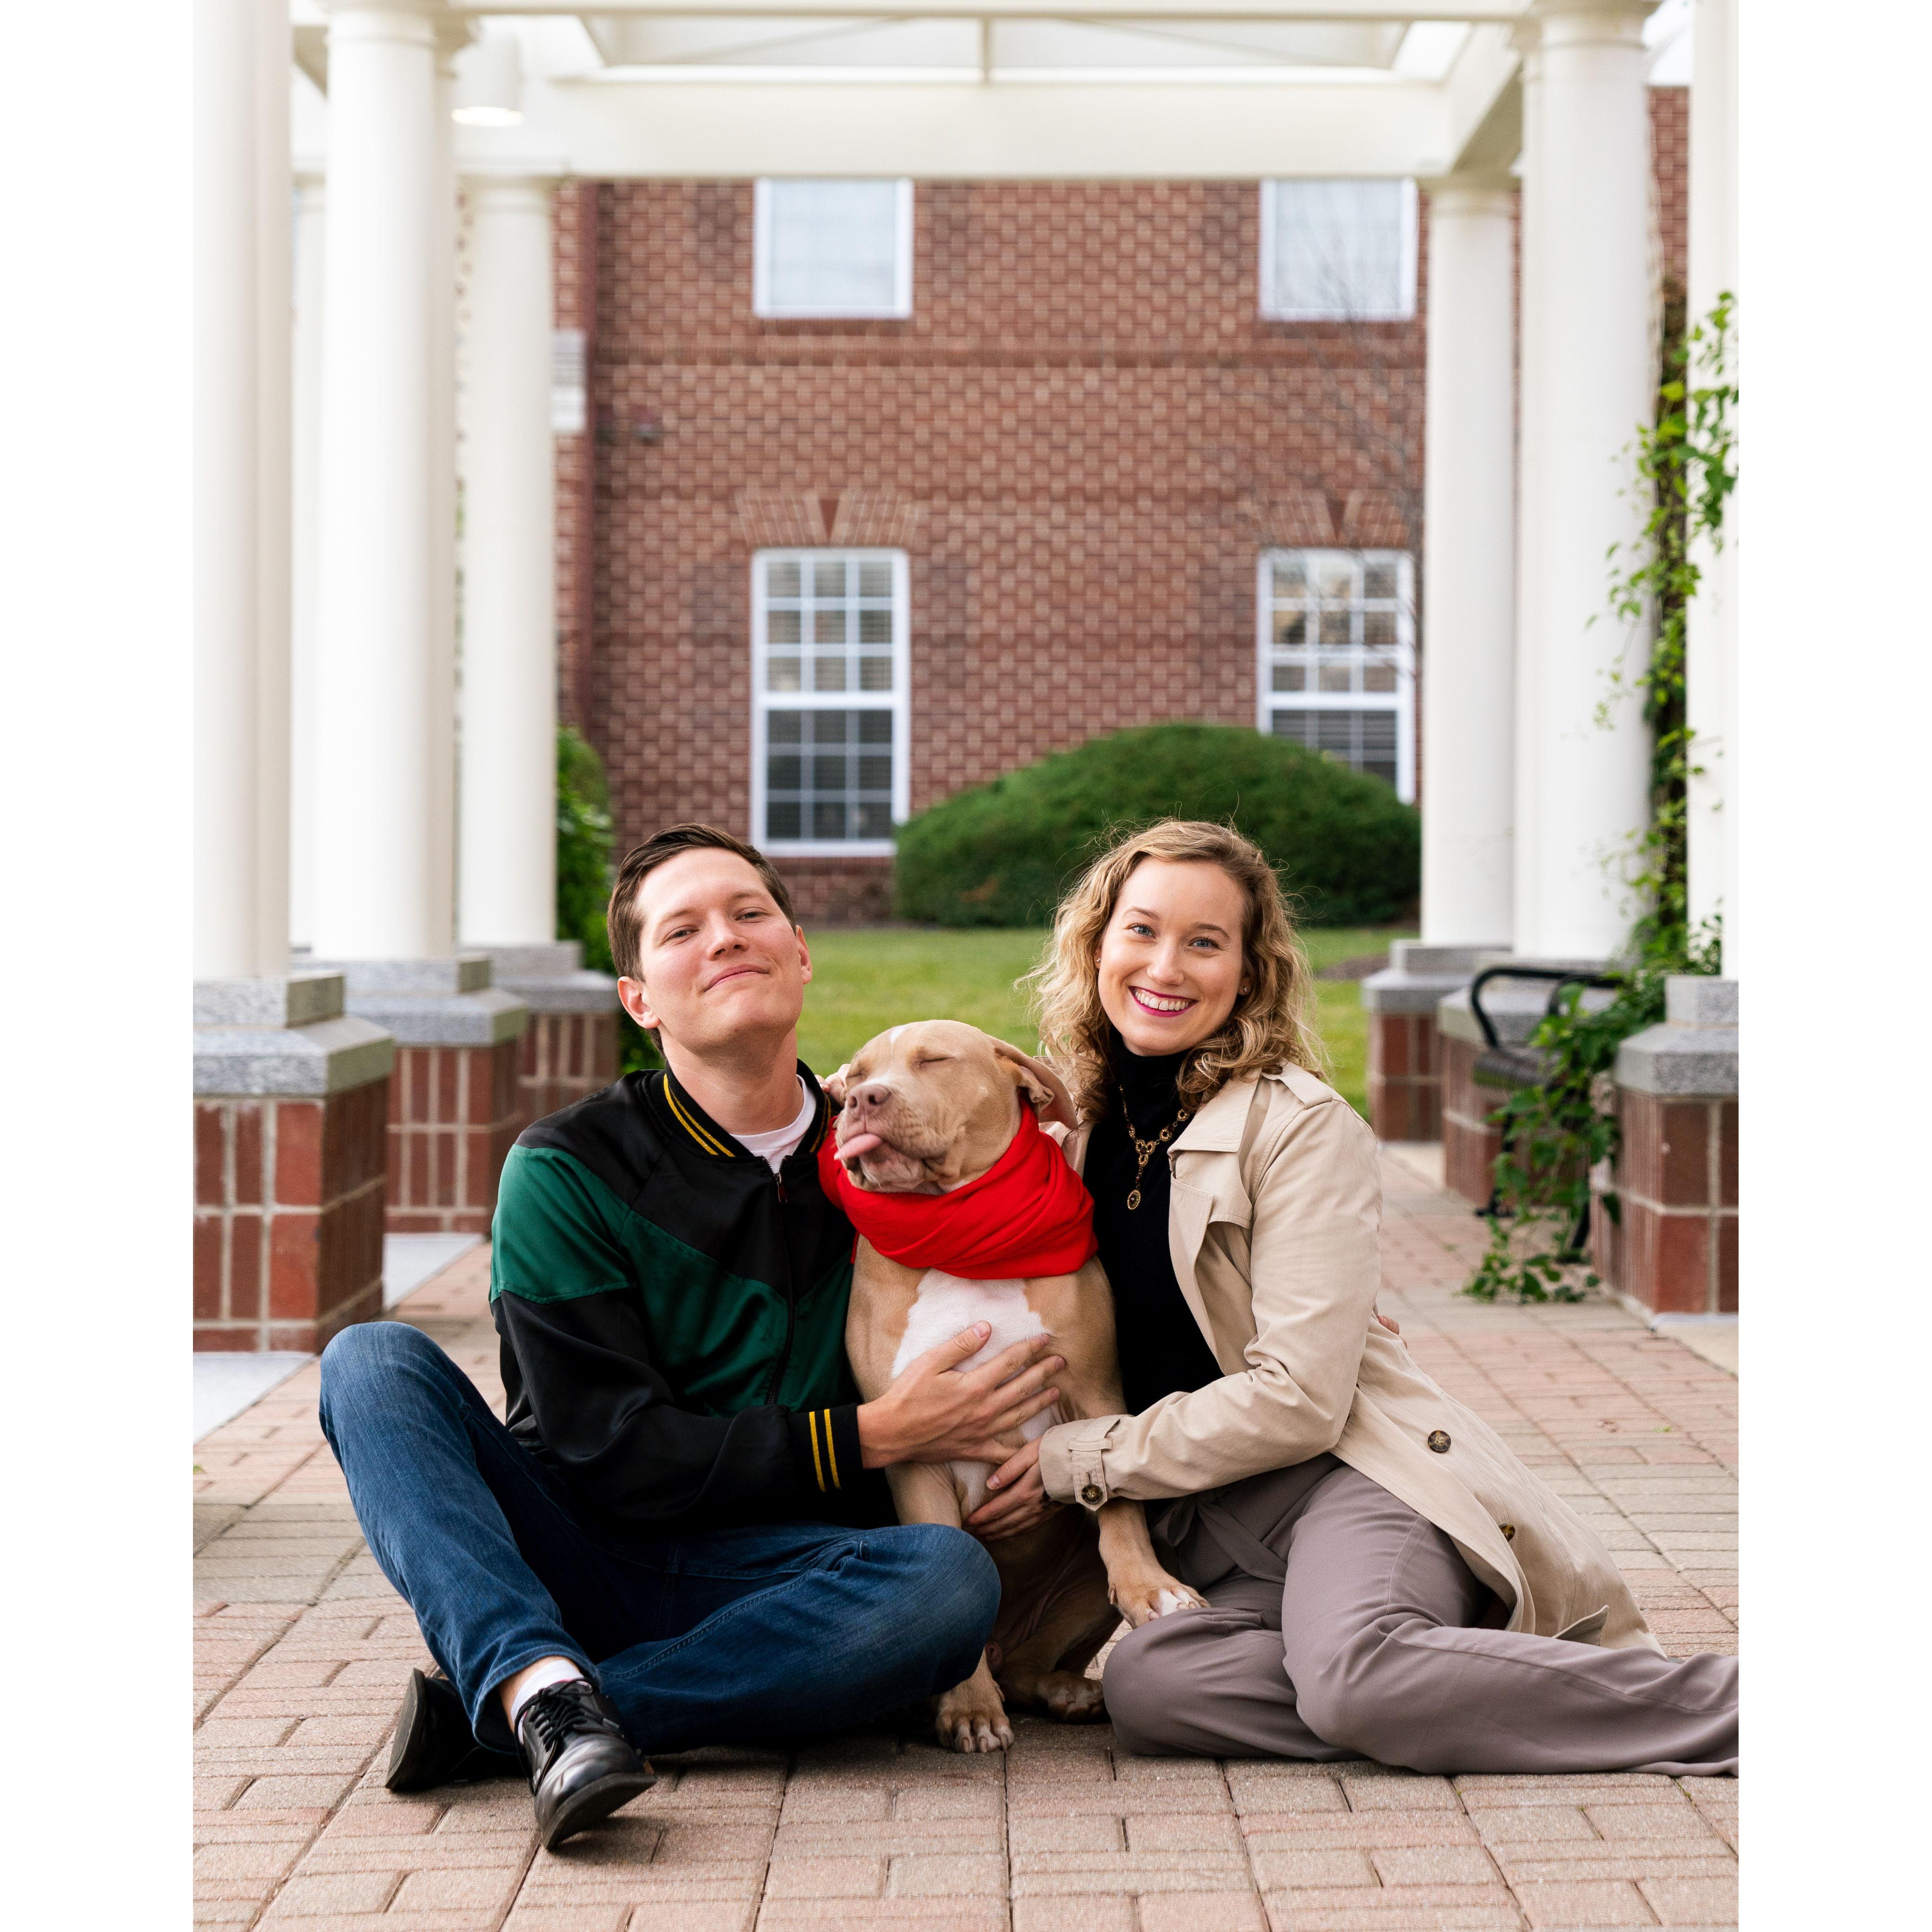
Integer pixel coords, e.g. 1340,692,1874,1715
817,1108,1098,1280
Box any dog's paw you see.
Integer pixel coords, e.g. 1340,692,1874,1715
934,1682,1014,1754
1040,1673,1107,1723
1110,1575,1209,1629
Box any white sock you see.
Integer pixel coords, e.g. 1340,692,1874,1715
508,1656,589,1724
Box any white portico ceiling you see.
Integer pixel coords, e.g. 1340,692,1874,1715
292,2,1678,179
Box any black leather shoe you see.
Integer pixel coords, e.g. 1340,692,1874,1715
385,1669,523,1794
515,1678,655,1849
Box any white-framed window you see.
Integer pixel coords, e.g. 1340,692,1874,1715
752,550,911,855
1259,179,1418,322
1257,549,1416,802
753,180,914,320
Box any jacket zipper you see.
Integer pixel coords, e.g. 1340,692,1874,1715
764,1162,798,1404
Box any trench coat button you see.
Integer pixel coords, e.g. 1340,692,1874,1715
1500,1522,1517,1541
1080,1482,1103,1505
1426,1429,1451,1454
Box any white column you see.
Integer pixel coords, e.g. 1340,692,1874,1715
1685,0,1738,973
1419,175,1516,948
253,0,293,972
311,2,443,960
1513,0,1659,959
427,40,461,956
458,172,560,947
195,0,289,980
1510,24,1549,958
289,172,326,954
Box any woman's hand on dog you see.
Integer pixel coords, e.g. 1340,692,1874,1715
856,1323,1064,1470
964,1438,1057,1541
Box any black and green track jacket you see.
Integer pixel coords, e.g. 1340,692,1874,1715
488,1065,889,1536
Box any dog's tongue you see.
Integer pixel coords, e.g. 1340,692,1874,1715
837,1131,884,1164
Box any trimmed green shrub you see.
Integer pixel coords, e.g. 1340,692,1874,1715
556,725,617,975
555,725,660,1075
893,723,1420,929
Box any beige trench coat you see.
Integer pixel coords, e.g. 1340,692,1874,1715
1037,1063,1660,1652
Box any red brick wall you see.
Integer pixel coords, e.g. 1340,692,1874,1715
556,180,1426,923
1651,86,1689,295
559,113,1689,926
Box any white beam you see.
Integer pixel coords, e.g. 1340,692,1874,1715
469,72,1456,175
469,1,1530,20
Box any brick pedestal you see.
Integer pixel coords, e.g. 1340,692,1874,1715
309,955,531,1236
1436,965,1611,1208
194,973,396,1352
479,942,622,1125
1591,977,1739,1316
1361,944,1507,1143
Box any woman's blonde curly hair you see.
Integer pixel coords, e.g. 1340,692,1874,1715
1024,819,1326,1119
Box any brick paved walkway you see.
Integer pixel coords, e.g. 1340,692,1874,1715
194,1153,1738,1931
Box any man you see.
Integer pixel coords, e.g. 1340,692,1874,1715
319,824,1065,1849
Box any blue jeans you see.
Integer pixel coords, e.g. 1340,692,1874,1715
319,1321,999,1757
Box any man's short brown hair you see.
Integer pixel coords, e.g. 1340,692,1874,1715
606,824,799,980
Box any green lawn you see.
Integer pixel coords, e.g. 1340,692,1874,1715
799,926,1413,1118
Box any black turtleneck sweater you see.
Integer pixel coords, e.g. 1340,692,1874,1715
1085,1033,1228,1415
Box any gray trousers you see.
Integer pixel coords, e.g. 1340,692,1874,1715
1104,1457,1737,1776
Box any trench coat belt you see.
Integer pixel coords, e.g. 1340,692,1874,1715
1164,1492,1290,1587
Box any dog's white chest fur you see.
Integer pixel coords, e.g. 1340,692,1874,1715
892,1271,1061,1518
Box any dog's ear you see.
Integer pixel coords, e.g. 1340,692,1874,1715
989,1037,1078,1129
822,1061,853,1105
992,1043,1053,1115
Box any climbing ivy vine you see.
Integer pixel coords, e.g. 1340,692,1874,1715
1464,293,1735,1303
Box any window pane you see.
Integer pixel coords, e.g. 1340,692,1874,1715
813,558,847,599
813,609,849,645
1265,180,1413,321
1363,608,1398,647
1318,608,1354,646
1316,558,1356,600
1272,663,1306,693
857,802,893,839
859,608,893,643
1273,609,1307,646
858,561,892,597
812,753,847,789
1268,707,1398,789
1318,661,1354,693
813,656,847,692
1363,661,1398,694
769,712,802,745
813,801,847,840
767,609,802,645
768,754,802,789
1272,558,1306,596
765,180,905,318
767,560,801,598
858,711,892,745
858,753,892,790
767,656,802,693
767,801,802,840
858,655,893,692
1363,558,1399,599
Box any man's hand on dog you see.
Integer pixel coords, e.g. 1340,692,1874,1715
856,1322,1064,1470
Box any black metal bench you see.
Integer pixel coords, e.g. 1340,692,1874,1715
1467,965,1624,1255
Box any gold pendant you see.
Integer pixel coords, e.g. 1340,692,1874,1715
1125,1187,1142,1211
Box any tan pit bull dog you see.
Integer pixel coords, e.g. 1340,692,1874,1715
823,1021,1205,1753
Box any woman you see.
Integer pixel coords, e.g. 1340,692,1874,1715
967,820,1736,1774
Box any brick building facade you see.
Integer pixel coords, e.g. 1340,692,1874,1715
554,90,1688,926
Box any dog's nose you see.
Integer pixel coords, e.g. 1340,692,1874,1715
855,1082,892,1111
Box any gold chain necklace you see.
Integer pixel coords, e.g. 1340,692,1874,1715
1122,1091,1191,1212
